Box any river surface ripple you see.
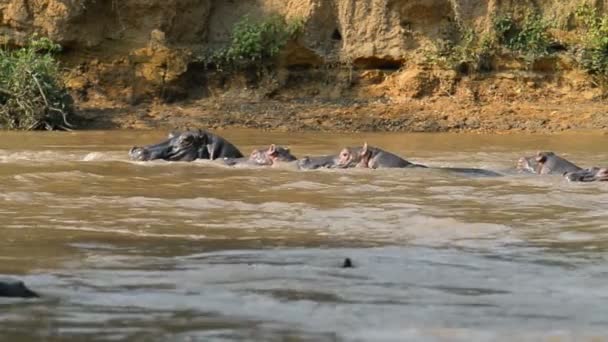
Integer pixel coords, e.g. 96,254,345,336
1,130,608,341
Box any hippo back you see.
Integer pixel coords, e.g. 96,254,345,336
199,131,243,160
365,146,422,169
298,155,339,169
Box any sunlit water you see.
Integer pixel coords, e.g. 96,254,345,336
1,130,608,341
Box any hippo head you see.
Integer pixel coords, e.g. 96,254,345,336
248,144,297,166
336,144,367,168
248,148,271,165
266,144,297,163
129,130,204,161
356,143,374,168
535,151,555,168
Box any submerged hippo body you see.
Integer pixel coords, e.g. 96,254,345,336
337,143,426,169
0,278,38,298
517,152,582,175
129,130,243,161
297,155,339,170
224,145,297,167
435,167,503,177
564,167,608,182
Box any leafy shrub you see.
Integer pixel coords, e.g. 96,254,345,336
0,36,74,130
425,26,493,73
202,15,304,70
575,5,608,76
493,12,551,59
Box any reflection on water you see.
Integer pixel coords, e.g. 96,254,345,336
1,130,608,341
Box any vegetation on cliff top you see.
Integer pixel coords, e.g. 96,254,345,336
493,12,552,59
0,37,75,130
200,14,304,70
428,5,608,84
427,11,554,72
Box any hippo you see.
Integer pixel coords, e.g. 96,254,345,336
129,130,243,161
0,278,38,298
517,151,608,182
434,167,503,177
564,167,608,182
517,151,582,175
223,149,267,167
342,258,354,268
297,154,339,170
336,143,426,169
333,143,502,176
224,144,297,167
265,144,297,165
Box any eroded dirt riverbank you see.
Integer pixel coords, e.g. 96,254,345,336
5,0,608,134
78,96,608,133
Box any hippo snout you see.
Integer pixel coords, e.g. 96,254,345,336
517,156,536,173
129,146,150,161
0,279,39,298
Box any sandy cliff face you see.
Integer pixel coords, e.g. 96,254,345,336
0,0,605,131
0,0,211,47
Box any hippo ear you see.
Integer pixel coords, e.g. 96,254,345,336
268,144,276,153
535,152,547,163
361,142,369,154
199,131,208,144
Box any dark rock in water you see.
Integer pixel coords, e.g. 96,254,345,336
0,278,39,298
342,258,354,268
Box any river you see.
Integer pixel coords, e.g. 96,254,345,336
1,130,608,341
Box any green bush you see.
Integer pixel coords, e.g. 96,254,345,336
493,12,551,59
425,26,493,73
0,36,74,130
575,5,608,76
203,15,304,70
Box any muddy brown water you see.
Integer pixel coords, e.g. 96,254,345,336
1,130,608,341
